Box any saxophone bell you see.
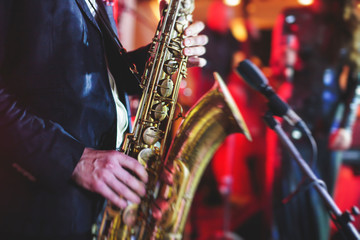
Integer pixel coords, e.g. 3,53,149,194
158,72,251,239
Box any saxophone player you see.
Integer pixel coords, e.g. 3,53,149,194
0,0,208,239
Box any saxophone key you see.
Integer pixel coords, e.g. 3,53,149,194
153,102,169,121
159,78,174,97
142,126,162,145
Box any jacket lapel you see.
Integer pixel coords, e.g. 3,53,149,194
96,0,119,35
95,0,122,46
75,0,101,32
76,0,121,47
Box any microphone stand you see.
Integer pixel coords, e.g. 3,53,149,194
263,111,360,240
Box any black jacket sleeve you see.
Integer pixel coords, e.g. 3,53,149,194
0,1,85,190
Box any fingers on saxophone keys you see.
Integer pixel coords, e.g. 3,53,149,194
94,152,148,209
161,165,174,185
117,152,149,183
152,199,170,221
95,167,143,204
187,57,207,68
91,178,128,209
113,165,147,197
184,21,205,37
159,0,168,14
183,35,208,48
184,46,206,58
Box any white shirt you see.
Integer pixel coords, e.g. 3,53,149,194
86,0,129,149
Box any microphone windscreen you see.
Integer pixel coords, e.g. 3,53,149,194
236,59,269,91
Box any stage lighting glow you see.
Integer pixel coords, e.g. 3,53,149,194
223,0,241,7
297,0,313,6
230,18,248,42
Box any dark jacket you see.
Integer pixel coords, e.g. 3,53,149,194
0,0,147,238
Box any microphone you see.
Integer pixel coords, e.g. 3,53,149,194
235,59,309,134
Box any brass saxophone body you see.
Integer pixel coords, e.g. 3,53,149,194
98,0,195,238
97,0,251,238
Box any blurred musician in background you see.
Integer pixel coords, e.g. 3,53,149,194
270,0,360,239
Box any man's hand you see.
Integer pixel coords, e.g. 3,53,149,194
329,128,353,151
72,148,148,209
151,164,174,221
183,21,208,68
158,1,208,68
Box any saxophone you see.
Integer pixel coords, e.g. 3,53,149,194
97,0,251,238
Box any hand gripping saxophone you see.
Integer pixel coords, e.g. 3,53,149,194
97,0,251,238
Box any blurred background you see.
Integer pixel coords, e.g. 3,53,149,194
112,0,360,239
115,0,303,70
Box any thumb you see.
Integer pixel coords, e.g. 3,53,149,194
159,0,168,15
